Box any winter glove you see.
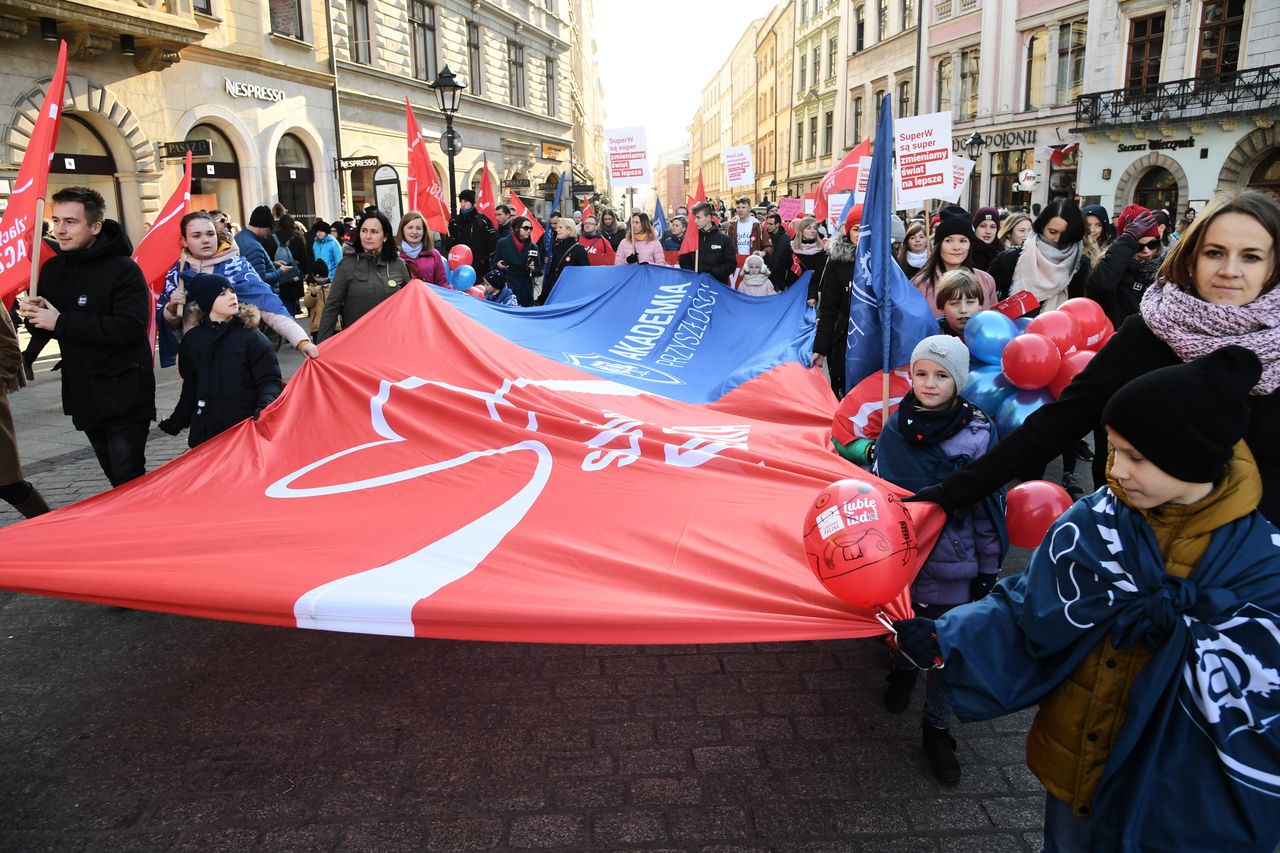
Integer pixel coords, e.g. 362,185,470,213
902,484,963,521
970,573,999,601
158,418,183,436
626,252,639,264
1122,211,1159,242
892,618,941,669
831,437,875,465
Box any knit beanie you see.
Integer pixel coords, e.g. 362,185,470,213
933,205,976,246
185,273,235,317
972,207,1001,228
1102,346,1262,484
910,334,970,390
891,216,906,243
483,267,507,288
248,206,274,228
1116,204,1159,241
459,189,476,204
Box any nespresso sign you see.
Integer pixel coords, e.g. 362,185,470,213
225,78,287,102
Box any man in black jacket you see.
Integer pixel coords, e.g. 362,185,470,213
20,187,154,487
678,203,736,285
448,190,495,278
763,213,793,290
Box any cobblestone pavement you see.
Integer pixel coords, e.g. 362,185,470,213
0,332,1049,852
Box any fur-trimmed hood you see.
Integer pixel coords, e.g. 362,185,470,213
187,302,262,329
825,231,856,263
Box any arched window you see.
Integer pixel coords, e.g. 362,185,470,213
937,57,953,112
1247,149,1280,198
1133,166,1178,214
275,133,315,220
1025,30,1047,110
49,115,123,226
186,123,243,223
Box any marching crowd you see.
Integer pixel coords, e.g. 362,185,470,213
2,176,1279,851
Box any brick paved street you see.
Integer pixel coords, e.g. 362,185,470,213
0,334,1047,852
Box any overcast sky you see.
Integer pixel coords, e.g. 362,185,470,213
594,1,779,167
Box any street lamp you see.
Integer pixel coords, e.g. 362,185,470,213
962,131,986,160
429,65,466,213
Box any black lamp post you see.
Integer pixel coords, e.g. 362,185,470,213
963,130,986,160
429,66,466,213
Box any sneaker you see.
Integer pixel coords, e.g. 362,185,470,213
884,667,918,714
1062,472,1084,500
922,722,961,785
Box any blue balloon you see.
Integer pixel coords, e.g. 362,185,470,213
452,264,477,289
963,311,1020,365
995,389,1055,438
963,365,1016,419
1014,316,1033,332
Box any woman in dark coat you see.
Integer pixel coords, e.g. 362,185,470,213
791,216,827,307
493,215,543,307
987,199,1091,306
912,190,1280,525
811,224,856,399
538,217,590,306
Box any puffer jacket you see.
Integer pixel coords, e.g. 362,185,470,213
166,305,283,447
310,234,343,279
316,252,411,341
1026,442,1262,817
30,219,155,430
614,236,666,266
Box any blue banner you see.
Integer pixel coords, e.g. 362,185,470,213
653,196,669,239
433,265,814,404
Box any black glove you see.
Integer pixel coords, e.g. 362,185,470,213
892,618,941,668
158,418,183,436
902,483,957,513
970,573,999,601
626,252,639,264
1123,211,1159,242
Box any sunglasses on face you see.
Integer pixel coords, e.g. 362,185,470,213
1137,240,1158,251
519,225,532,231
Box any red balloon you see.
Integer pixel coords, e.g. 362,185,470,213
1047,350,1096,398
447,245,474,268
802,479,918,609
1025,310,1082,355
1059,298,1109,349
466,285,485,298
1085,316,1115,352
1001,333,1062,390
1006,480,1075,548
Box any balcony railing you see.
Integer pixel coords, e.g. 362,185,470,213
1074,63,1280,128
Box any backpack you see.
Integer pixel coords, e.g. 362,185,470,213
271,234,301,287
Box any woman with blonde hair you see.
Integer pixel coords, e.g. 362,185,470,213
998,212,1033,251
396,211,447,286
790,216,827,307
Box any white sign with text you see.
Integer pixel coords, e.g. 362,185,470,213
724,145,755,187
605,127,650,187
893,112,953,207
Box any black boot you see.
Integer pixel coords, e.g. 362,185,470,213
884,667,919,714
1,480,51,518
922,722,961,785
1062,472,1083,500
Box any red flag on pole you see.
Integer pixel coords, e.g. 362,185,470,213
405,99,451,236
475,154,498,228
132,150,191,355
0,41,68,304
693,170,706,205
507,192,543,244
581,202,595,221
812,137,871,224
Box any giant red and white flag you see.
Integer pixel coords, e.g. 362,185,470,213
0,42,68,304
507,192,543,244
812,137,871,224
132,150,191,352
405,99,451,236
474,154,498,228
0,282,942,643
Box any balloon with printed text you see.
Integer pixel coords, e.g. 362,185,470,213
447,245,474,268
1001,333,1062,389
802,479,918,609
1006,480,1075,547
1058,297,1109,349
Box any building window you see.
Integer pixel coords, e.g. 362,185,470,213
408,1,437,82
269,0,303,38
902,0,915,29
823,110,833,155
878,0,889,39
545,57,557,117
897,80,910,117
467,22,483,95
873,88,885,120
1197,0,1244,79
809,115,818,159
959,47,980,119
854,5,866,52
1025,30,1047,110
852,96,863,142
799,54,806,90
813,45,822,81
991,148,1035,209
828,36,838,77
508,41,526,108
1056,20,1086,105
347,0,370,64
796,120,804,162
937,56,952,112
1126,13,1165,92
800,0,807,22
1134,166,1179,213
194,0,213,14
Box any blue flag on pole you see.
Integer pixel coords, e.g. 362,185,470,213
653,196,669,239
845,94,936,392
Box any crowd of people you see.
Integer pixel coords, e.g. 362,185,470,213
4,176,1279,850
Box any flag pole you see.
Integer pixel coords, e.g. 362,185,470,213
27,197,44,300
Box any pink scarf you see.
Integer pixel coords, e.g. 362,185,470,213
1140,278,1280,394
